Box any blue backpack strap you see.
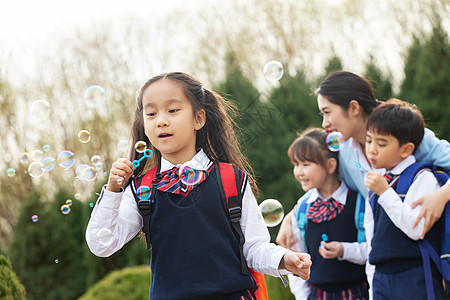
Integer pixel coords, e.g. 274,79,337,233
395,162,450,298
395,162,433,198
132,165,159,250
295,190,313,242
354,192,366,243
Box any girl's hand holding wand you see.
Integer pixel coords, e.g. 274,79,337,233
106,158,135,192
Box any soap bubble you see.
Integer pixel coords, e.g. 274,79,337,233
42,157,56,172
31,215,39,222
91,155,101,165
42,144,51,152
60,204,71,215
28,162,45,178
30,99,50,120
19,152,29,164
57,150,75,168
78,130,91,143
117,140,128,152
30,149,44,162
259,199,284,227
179,161,203,186
263,61,284,81
84,85,106,108
66,199,73,206
326,131,344,152
6,168,16,177
97,228,114,246
75,164,97,181
134,141,147,153
136,185,151,200
89,202,94,208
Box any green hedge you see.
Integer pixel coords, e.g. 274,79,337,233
79,264,297,300
0,254,26,300
78,265,150,300
265,274,295,300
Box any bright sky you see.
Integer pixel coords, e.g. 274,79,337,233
0,0,183,45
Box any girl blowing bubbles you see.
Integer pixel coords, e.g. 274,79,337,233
287,128,368,300
86,72,311,300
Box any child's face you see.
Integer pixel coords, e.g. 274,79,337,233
293,160,328,192
141,79,205,164
365,130,410,170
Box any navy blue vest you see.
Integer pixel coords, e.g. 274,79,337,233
305,190,367,291
148,168,254,300
369,191,442,274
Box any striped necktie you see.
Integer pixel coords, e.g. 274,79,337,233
306,197,344,223
152,165,210,196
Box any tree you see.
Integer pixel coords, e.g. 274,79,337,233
215,54,321,239
9,189,88,300
0,254,26,300
364,57,393,101
400,18,450,140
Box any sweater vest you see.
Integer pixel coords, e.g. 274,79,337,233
369,193,442,274
148,169,254,300
305,190,367,292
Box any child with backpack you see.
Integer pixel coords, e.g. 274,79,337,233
287,127,369,300
85,72,311,300
364,99,448,300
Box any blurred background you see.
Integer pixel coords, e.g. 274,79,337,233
1,0,449,299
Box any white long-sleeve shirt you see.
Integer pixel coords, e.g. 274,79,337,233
288,182,368,299
363,155,441,298
86,149,292,280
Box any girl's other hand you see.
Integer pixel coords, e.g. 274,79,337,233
318,241,343,259
276,210,296,250
106,158,134,192
279,252,311,280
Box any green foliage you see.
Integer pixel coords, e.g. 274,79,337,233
79,265,151,300
0,254,26,300
215,55,321,239
324,55,343,76
400,19,450,140
364,57,393,101
265,275,295,300
9,189,89,300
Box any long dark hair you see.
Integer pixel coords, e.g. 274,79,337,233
126,72,259,195
315,71,379,115
288,127,339,173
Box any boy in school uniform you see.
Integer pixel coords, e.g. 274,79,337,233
364,98,447,299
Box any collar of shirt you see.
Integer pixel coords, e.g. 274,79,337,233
385,155,416,177
306,181,349,206
159,149,212,173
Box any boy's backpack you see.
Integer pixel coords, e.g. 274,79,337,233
131,162,268,300
295,189,366,245
391,162,450,300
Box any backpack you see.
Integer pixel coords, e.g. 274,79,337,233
390,162,450,300
295,189,366,246
131,162,269,300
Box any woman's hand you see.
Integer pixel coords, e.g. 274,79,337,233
279,252,312,280
276,210,296,250
318,241,343,259
106,158,134,192
411,184,450,239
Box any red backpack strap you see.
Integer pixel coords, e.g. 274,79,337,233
215,162,248,275
132,165,159,250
